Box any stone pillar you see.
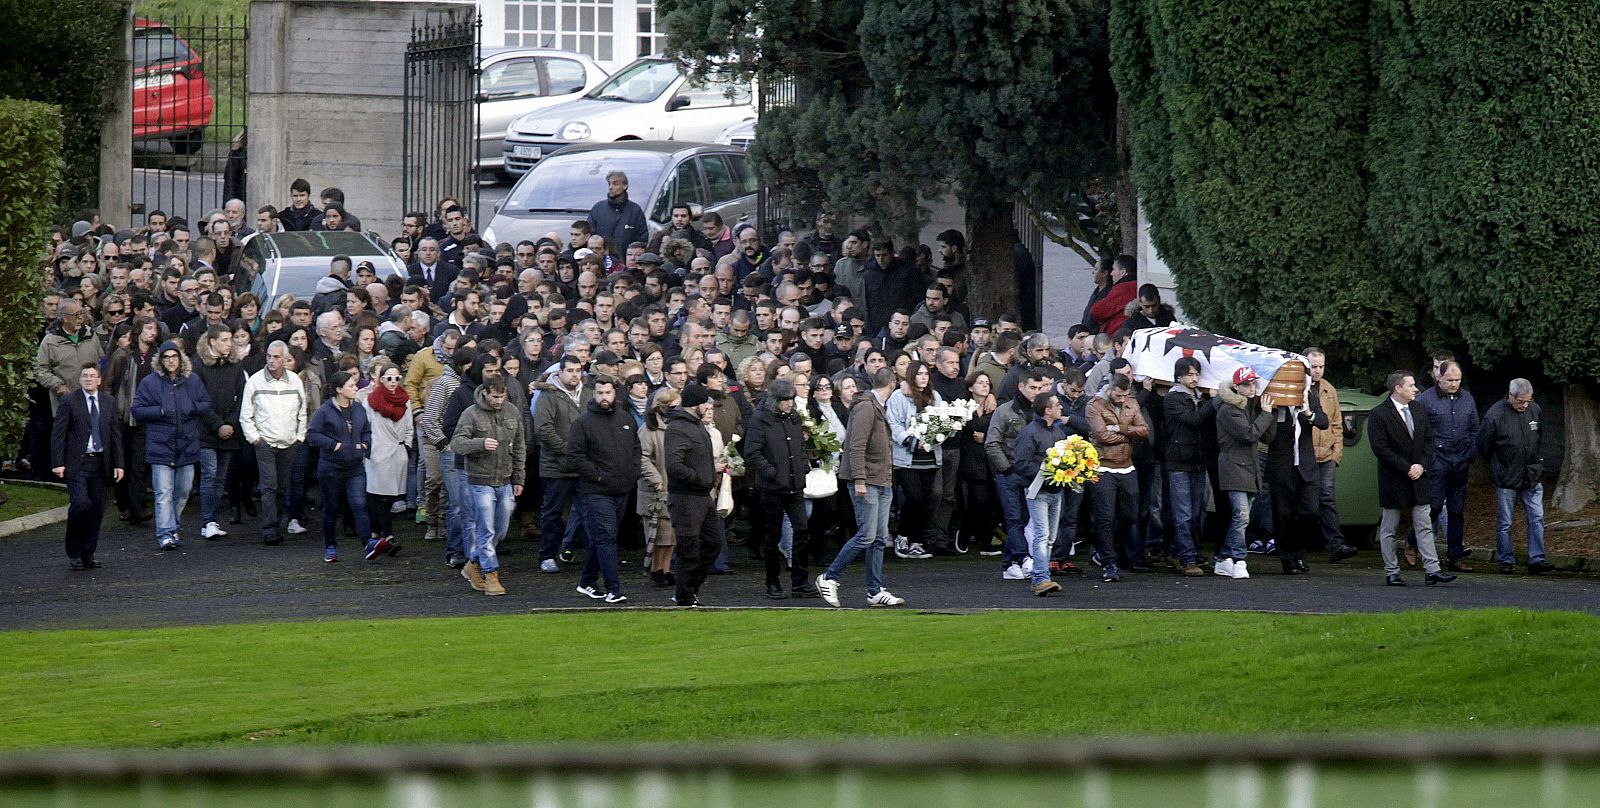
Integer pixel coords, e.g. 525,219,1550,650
248,0,463,235
98,1,134,222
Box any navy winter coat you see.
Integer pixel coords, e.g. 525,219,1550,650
1417,385,1479,470
307,398,373,474
131,351,212,467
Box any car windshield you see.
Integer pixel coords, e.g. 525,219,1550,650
587,59,680,103
133,27,196,69
505,152,667,212
263,231,386,258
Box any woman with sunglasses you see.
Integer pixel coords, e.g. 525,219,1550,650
363,358,412,559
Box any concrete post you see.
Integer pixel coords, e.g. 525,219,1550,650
98,1,134,222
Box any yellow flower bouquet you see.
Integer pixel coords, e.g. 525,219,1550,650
1042,435,1101,493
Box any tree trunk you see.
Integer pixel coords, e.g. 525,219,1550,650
966,203,1023,326
1115,99,1137,258
1553,382,1600,513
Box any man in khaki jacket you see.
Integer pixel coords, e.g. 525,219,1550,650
1086,374,1150,582
1306,348,1359,562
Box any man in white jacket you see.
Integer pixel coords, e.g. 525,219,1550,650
240,340,308,545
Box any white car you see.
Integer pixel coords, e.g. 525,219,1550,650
477,48,608,180
501,56,757,176
714,119,756,150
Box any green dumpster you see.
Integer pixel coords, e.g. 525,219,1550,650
1333,387,1384,533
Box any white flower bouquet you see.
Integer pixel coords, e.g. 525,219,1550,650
904,398,979,453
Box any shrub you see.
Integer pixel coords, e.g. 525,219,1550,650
0,99,64,457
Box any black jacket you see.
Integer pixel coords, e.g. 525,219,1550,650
1367,397,1433,509
861,258,925,335
195,353,246,450
567,400,641,496
664,407,716,495
744,406,809,495
408,262,457,304
1163,387,1218,473
52,389,124,481
1477,399,1543,491
279,202,320,232
1264,396,1327,484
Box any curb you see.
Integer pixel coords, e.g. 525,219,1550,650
0,480,70,538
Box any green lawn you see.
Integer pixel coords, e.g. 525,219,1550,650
4,609,1596,749
0,483,68,521
16,0,1595,797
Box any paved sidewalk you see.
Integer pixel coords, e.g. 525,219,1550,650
3,513,1597,631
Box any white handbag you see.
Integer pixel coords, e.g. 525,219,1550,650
804,467,839,499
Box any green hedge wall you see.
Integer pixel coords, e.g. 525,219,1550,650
1110,0,1413,359
1368,0,1600,382
0,100,63,457
0,0,125,216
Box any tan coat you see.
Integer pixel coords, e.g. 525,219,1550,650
637,420,674,546
1310,379,1343,464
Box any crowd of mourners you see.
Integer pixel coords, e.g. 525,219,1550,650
34,171,1555,605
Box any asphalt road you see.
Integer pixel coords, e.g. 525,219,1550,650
4,507,1596,632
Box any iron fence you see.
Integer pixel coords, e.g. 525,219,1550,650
403,13,481,227
755,75,798,242
129,14,248,228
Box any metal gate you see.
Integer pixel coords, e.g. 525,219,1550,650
403,13,480,227
130,15,248,228
754,76,797,241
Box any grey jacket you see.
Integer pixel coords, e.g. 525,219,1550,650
984,393,1032,475
451,385,527,487
1215,388,1275,493
532,378,590,478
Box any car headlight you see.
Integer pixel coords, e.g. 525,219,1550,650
483,225,497,245
560,121,592,140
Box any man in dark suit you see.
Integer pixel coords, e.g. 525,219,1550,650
407,238,456,303
1368,370,1456,586
52,364,124,570
1262,377,1328,575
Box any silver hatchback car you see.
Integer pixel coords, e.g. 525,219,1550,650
483,142,758,249
477,48,609,179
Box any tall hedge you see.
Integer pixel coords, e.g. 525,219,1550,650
0,0,124,215
0,100,64,457
1368,0,1600,382
1109,0,1412,357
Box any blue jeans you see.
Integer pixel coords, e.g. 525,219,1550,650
288,441,309,520
1052,486,1084,563
319,468,370,549
1026,489,1062,585
578,491,628,594
1495,484,1546,565
455,466,476,556
150,463,195,543
439,450,465,558
1430,462,1471,561
198,447,234,525
1222,491,1251,561
995,472,1030,566
469,483,516,573
826,483,892,596
1166,469,1208,565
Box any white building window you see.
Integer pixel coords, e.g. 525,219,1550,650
506,0,616,63
636,0,661,58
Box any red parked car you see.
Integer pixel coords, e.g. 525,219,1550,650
132,19,214,154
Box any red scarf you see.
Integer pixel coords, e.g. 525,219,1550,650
368,383,409,422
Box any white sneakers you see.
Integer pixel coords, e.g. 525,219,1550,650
868,590,906,606
1214,558,1250,579
1002,564,1027,580
1021,556,1034,575
815,574,841,607
815,575,905,607
201,522,227,539
286,519,308,535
